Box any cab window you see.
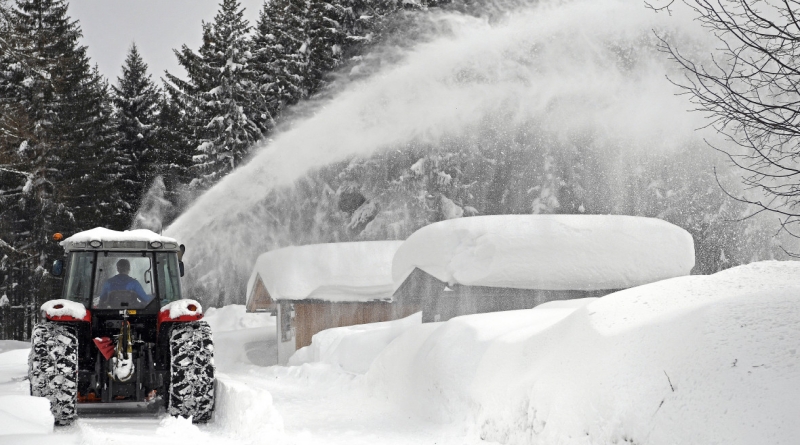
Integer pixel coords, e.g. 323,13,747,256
62,252,94,305
156,252,182,306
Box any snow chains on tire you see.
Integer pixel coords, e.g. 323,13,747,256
168,320,215,423
28,322,79,426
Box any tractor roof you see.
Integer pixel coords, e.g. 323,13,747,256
61,227,180,252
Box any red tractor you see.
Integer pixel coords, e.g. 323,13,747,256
28,228,215,425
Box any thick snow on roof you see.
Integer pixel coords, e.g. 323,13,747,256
247,241,405,302
392,215,694,291
62,227,177,245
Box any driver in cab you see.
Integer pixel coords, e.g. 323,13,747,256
98,259,152,305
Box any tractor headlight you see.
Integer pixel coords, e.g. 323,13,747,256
150,241,163,249
89,240,102,248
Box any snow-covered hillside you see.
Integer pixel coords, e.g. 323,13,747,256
2,262,799,444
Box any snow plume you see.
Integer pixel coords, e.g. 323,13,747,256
132,176,171,233
164,0,765,304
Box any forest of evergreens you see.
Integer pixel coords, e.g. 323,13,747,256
0,0,437,270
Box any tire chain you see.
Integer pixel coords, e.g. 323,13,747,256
168,321,215,423
28,323,79,425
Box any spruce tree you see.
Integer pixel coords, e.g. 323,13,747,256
110,43,161,228
154,92,195,225
251,0,310,112
0,0,116,254
165,0,266,189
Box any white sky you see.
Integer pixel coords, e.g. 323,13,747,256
69,0,264,84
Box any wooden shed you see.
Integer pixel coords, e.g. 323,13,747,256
392,214,696,322
245,275,276,313
394,267,610,322
246,241,419,364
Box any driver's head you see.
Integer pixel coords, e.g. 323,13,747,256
116,259,131,275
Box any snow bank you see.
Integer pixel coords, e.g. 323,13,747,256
201,304,277,371
213,375,284,440
161,299,202,319
247,241,404,302
156,414,205,439
41,299,87,319
0,395,54,435
368,261,800,444
290,312,422,374
204,305,273,333
392,214,694,290
0,340,29,354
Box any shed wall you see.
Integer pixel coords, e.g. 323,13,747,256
294,301,420,349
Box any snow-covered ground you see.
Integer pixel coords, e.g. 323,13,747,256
2,262,800,444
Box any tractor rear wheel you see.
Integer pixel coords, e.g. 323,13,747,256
167,321,215,423
28,322,79,425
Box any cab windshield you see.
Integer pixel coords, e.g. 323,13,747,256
61,251,182,309
92,252,154,309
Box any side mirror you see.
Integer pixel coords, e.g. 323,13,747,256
51,259,64,277
178,244,186,261
179,261,185,277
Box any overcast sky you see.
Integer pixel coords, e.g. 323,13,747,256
69,0,263,84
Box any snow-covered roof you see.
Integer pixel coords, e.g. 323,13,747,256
61,227,179,252
246,241,405,303
392,215,695,291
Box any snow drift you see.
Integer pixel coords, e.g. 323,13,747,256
392,214,695,290
205,305,277,370
366,261,800,444
0,395,54,435
213,375,284,440
290,312,422,374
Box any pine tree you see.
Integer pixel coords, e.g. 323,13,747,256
153,92,195,225
110,43,161,228
0,0,116,254
252,0,310,114
165,0,266,189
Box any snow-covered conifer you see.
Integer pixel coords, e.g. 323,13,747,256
110,43,162,227
165,0,266,190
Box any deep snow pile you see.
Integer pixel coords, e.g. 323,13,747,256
204,304,274,333
0,346,55,435
290,312,422,374
392,215,695,290
204,304,277,370
0,395,54,435
247,241,404,302
362,260,800,444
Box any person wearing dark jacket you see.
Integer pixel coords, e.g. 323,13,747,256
98,259,152,304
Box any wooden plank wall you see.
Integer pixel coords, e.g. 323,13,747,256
246,276,276,312
294,302,420,349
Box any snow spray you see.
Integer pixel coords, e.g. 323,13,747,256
165,0,721,303
133,176,171,233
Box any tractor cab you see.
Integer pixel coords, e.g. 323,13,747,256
59,235,183,311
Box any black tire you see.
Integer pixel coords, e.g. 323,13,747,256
167,321,215,423
28,322,79,426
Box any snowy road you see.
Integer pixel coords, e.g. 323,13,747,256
0,305,482,445
1,359,480,445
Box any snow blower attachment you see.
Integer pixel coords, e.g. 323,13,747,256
29,228,215,425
